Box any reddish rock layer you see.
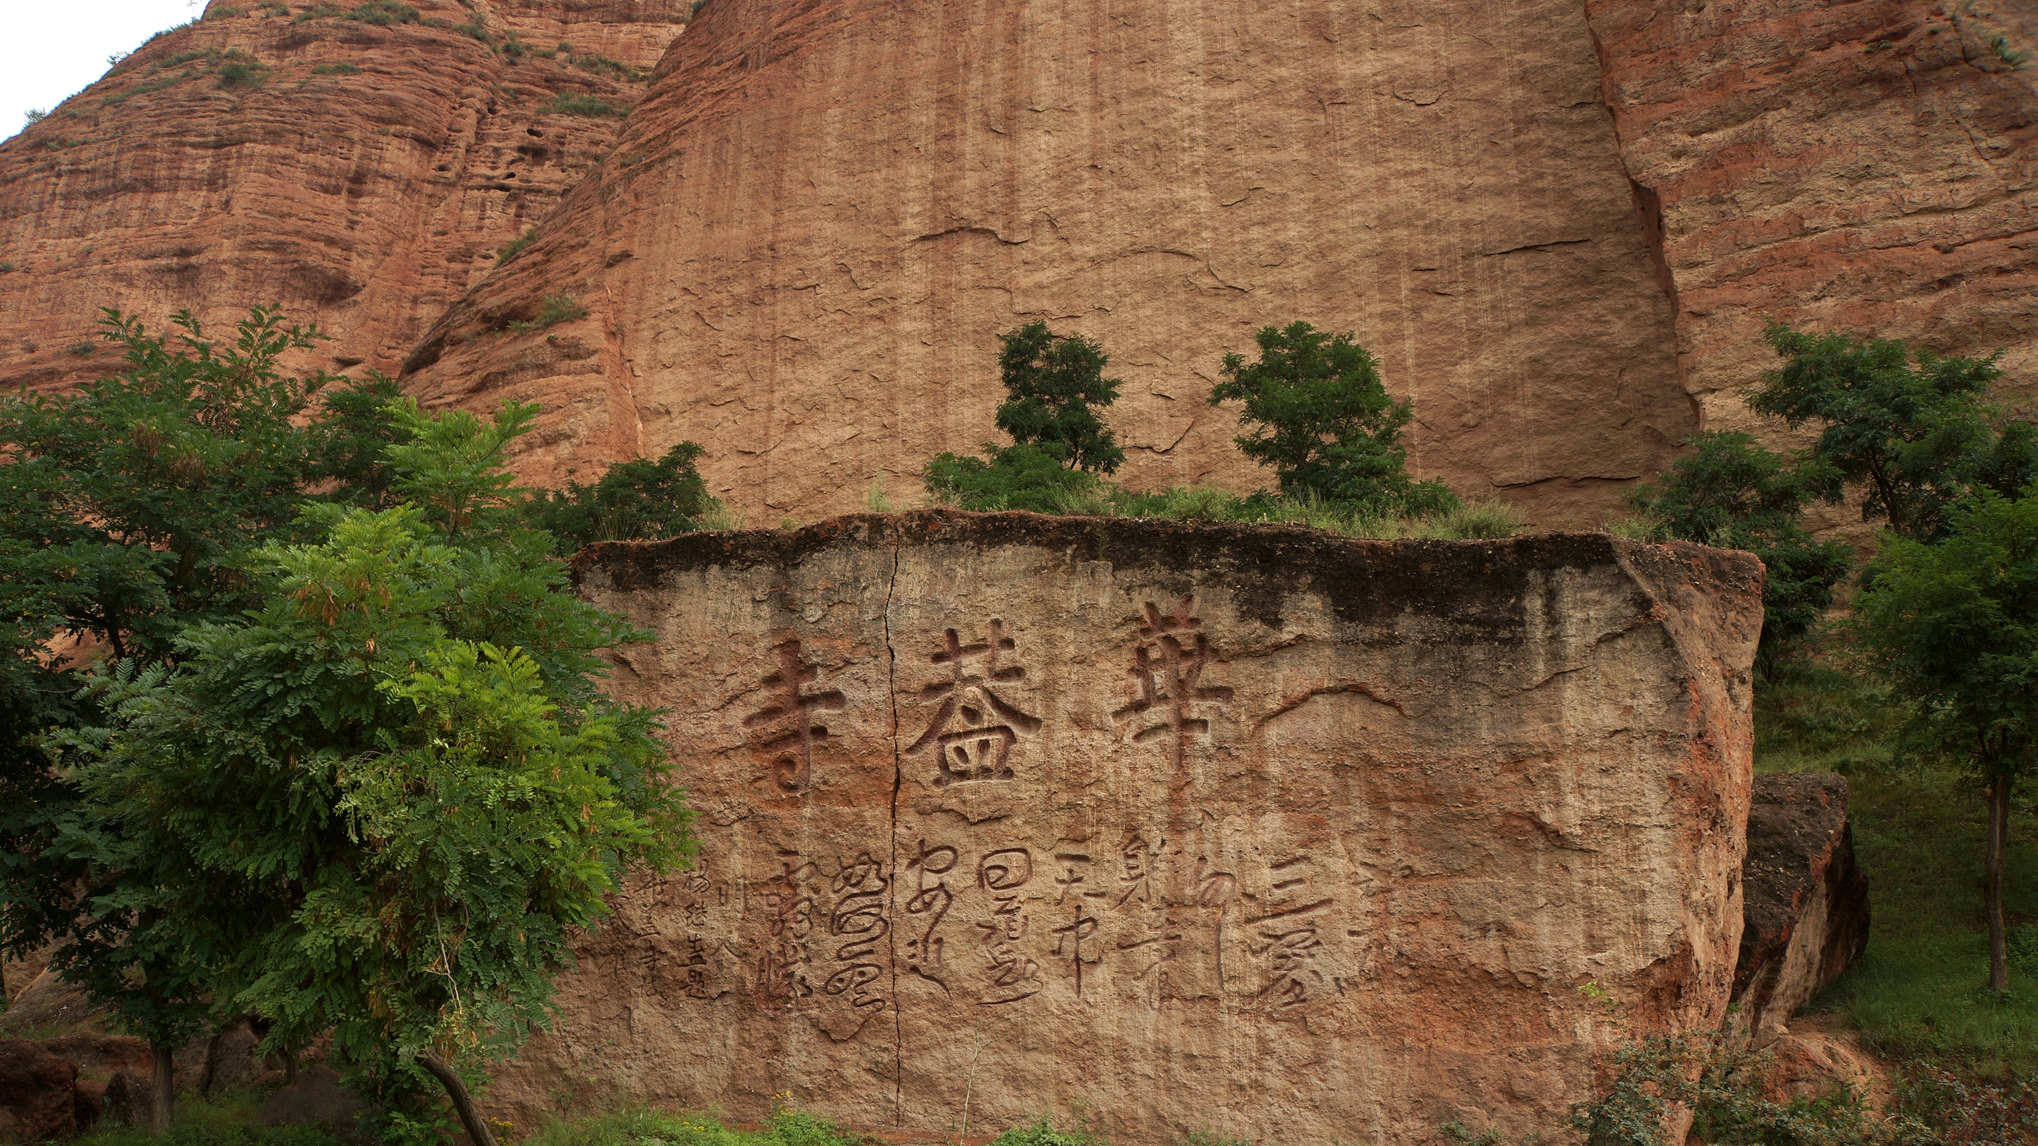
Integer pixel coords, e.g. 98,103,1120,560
0,0,686,391
1584,0,2038,500
401,0,1702,523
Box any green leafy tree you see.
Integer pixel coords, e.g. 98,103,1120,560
1855,485,2038,994
0,307,406,1120
1208,320,1456,516
46,400,694,1145
1627,432,1853,667
992,320,1125,474
1748,323,2037,542
525,441,716,554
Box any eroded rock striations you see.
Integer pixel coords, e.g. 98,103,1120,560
401,0,1704,523
0,0,686,391
1583,0,2038,506
493,514,1762,1144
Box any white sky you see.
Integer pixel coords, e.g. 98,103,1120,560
5,0,207,136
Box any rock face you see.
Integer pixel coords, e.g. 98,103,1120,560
401,0,1705,524
0,1040,80,1143
0,0,687,392
489,514,1762,1144
1732,772,1872,1040
400,0,2038,528
1583,0,2038,525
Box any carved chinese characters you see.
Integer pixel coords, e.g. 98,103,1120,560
1113,597,1236,771
531,520,1761,1146
743,639,846,793
909,621,1043,787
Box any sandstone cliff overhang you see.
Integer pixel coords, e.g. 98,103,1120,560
521,513,1762,1144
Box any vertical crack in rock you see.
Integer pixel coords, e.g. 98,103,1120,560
881,533,905,1125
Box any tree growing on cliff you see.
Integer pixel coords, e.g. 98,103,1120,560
1855,484,2038,995
1208,321,1456,517
1626,432,1853,667
992,320,1126,475
924,321,1126,511
47,400,696,1146
524,440,717,554
1748,323,2037,543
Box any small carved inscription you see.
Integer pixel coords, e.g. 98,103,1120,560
743,639,846,793
903,839,959,989
1248,855,1331,1010
1113,597,1235,770
909,621,1043,787
975,848,1041,1005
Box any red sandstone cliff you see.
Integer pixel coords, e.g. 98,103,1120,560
399,0,1706,522
396,0,2038,524
0,0,687,390
5,1,2033,526
1584,0,2038,528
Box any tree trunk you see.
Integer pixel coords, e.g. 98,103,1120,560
149,1041,175,1136
1986,772,2011,994
280,1045,298,1086
419,1051,497,1146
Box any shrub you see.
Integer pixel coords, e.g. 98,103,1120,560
309,62,361,75
1989,32,2031,69
0,262,18,274
495,225,539,267
256,1,290,15
205,5,250,18
925,442,1103,513
568,51,647,82
989,1118,1108,1146
23,109,47,125
523,441,719,554
506,295,589,334
690,0,710,16
353,0,419,25
215,60,267,89
542,92,625,118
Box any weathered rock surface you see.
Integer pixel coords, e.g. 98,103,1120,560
400,0,2038,529
0,1039,80,1143
1732,772,1872,1040
0,0,686,392
401,0,1704,524
485,514,1761,1144
1583,0,2038,531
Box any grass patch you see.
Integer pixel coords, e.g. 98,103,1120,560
1755,656,2038,1075
74,1091,343,1146
0,261,18,274
309,62,361,76
99,48,268,105
495,225,539,266
568,51,648,83
506,295,590,335
543,92,625,118
522,1106,863,1146
925,474,1525,541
